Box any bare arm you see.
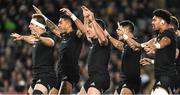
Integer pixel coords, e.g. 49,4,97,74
125,37,142,51
59,8,87,34
11,33,54,47
104,30,124,51
91,20,108,46
22,35,39,44
144,36,171,54
45,19,63,37
116,26,141,51
158,36,171,48
176,48,179,59
36,36,55,47
82,5,107,46
109,36,124,51
33,5,63,37
11,33,38,45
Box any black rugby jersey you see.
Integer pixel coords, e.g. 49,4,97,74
32,31,56,78
154,29,176,78
87,39,111,76
58,30,83,66
120,38,141,81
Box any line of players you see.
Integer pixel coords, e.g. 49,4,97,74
11,5,180,95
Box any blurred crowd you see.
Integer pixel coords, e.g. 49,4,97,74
0,0,179,94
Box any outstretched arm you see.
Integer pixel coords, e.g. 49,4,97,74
104,30,124,51
11,33,54,47
11,33,38,45
144,36,171,54
36,36,55,47
91,20,108,46
59,7,87,34
116,23,141,51
84,6,108,46
33,5,63,37
33,33,55,47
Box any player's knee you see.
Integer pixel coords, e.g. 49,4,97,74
28,86,33,95
120,88,133,95
151,87,168,95
32,90,43,94
87,87,101,94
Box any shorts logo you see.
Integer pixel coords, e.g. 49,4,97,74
47,84,51,90
37,79,41,83
90,82,95,86
63,76,68,80
122,83,127,87
156,81,161,85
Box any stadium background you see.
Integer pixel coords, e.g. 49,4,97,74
0,0,179,94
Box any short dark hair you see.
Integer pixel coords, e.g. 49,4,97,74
32,14,46,25
119,20,135,33
60,14,77,30
95,18,106,30
170,16,179,31
153,9,172,24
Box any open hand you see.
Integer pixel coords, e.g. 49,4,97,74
10,33,23,41
59,8,73,16
33,5,43,14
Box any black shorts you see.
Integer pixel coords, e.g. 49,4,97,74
117,78,141,94
30,76,57,92
153,76,176,93
84,73,110,93
57,63,80,87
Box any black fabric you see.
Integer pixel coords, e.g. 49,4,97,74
87,39,111,76
154,29,176,78
84,39,111,93
32,31,56,78
153,76,176,94
84,73,110,93
32,90,43,94
176,36,180,88
120,38,141,81
57,30,83,86
117,78,141,94
30,76,57,93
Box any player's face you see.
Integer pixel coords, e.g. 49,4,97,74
58,18,71,32
116,25,125,37
29,23,41,35
152,16,161,31
86,26,97,38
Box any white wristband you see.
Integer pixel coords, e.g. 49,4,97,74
141,43,146,48
71,14,77,21
155,43,161,49
123,34,128,40
150,59,154,64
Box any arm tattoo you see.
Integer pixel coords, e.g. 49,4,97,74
46,19,61,36
116,42,123,50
